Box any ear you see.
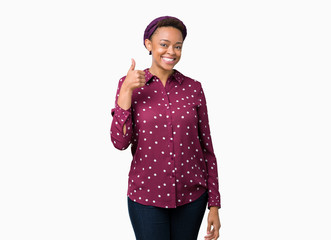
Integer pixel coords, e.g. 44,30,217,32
145,38,152,52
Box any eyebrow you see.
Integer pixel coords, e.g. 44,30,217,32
160,39,183,44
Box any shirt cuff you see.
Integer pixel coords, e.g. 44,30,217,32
207,194,221,210
111,103,132,122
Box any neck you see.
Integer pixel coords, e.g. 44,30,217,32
149,66,174,82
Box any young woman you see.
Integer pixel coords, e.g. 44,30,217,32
110,16,221,240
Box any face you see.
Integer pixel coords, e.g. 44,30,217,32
145,26,183,72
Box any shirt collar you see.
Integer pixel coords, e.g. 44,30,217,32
144,68,184,85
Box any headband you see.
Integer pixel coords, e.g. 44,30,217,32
143,16,187,48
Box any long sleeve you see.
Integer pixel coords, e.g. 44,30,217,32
197,83,221,209
110,77,133,150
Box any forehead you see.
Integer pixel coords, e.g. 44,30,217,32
152,26,183,42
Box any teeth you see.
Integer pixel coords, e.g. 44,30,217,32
162,57,174,62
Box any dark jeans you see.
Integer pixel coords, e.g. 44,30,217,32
127,190,208,240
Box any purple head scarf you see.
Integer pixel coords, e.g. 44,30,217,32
143,16,187,48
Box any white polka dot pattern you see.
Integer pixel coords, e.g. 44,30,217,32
110,68,221,209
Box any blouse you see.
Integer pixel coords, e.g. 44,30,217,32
110,68,221,209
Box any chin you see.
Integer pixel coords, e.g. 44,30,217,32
163,65,175,71
162,62,178,71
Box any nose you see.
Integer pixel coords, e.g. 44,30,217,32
167,46,175,55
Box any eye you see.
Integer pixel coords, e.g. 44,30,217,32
176,46,182,50
160,43,167,47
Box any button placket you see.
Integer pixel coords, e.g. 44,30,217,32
163,83,177,206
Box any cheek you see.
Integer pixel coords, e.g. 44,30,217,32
176,48,182,55
154,47,166,55
176,52,182,59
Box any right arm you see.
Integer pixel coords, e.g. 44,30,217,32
110,58,146,150
110,77,133,150
117,81,133,135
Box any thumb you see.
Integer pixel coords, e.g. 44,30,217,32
207,221,212,234
129,58,136,71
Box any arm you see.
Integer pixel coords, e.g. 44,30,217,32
197,83,221,209
197,83,222,239
110,76,133,150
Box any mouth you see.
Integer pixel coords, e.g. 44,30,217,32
161,56,176,64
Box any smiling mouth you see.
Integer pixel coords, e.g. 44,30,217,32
162,57,176,63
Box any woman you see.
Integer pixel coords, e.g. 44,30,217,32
110,16,221,240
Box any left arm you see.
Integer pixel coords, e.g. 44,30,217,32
197,83,221,240
197,83,221,209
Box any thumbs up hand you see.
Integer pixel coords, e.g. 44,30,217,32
122,58,146,91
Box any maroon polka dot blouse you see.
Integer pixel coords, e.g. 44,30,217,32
110,68,221,209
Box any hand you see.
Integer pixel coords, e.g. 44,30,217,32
122,58,146,91
204,207,221,240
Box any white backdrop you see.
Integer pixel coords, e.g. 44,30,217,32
1,0,330,239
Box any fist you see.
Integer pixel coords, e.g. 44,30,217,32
123,58,146,91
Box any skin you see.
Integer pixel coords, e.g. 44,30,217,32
144,26,183,86
117,26,221,239
206,207,221,240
